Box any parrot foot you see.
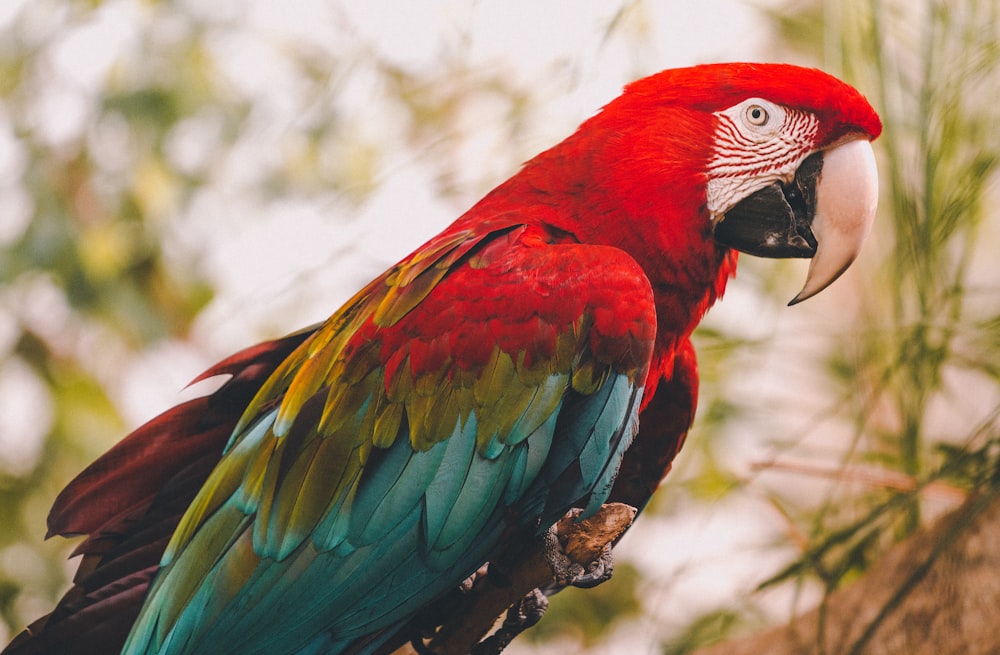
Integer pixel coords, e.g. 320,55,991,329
470,589,548,655
542,519,615,589
570,542,614,589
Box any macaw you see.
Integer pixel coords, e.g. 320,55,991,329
4,62,880,655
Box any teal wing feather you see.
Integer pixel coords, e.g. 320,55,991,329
121,223,657,655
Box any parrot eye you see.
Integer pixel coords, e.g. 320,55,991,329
746,104,769,126
724,98,786,139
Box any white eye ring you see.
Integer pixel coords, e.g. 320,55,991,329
745,104,769,126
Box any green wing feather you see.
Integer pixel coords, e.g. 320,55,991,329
122,223,656,655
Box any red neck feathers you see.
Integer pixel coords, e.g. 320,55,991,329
452,76,736,348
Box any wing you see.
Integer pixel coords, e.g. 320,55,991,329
2,330,315,655
121,223,657,655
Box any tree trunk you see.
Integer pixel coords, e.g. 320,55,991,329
694,492,1000,655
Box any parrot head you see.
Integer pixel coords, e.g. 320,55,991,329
689,64,882,304
529,62,882,308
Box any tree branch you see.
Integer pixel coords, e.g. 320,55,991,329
391,502,637,655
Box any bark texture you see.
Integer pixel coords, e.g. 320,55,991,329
695,492,1000,655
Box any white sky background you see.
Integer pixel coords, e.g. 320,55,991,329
0,0,869,652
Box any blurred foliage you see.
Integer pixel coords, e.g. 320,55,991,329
646,1,1000,652
524,562,644,647
661,607,756,655
0,1,217,638
0,0,643,647
714,0,1000,651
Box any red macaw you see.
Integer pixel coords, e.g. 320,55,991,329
4,63,880,655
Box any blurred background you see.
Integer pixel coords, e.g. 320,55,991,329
1,0,998,653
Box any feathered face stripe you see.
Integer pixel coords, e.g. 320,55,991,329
704,97,819,218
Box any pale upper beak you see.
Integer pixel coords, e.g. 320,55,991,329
788,138,879,304
712,137,879,305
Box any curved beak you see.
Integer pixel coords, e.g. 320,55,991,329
713,138,879,305
789,139,878,304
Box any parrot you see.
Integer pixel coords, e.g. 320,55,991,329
3,62,881,655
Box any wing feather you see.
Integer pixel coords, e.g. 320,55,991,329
118,224,657,655
349,429,449,545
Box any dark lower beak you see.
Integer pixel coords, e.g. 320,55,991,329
713,151,823,260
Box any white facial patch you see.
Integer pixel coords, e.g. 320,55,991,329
706,98,819,219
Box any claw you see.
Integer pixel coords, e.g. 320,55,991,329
570,544,615,589
471,590,549,655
